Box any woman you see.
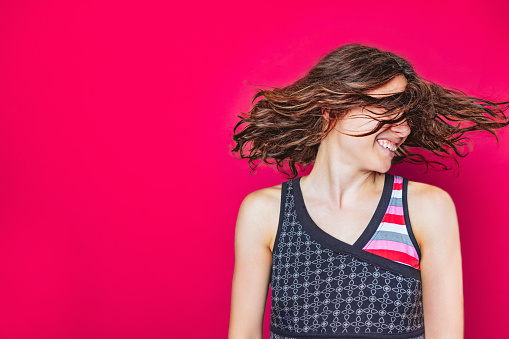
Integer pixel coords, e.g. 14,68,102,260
228,43,509,339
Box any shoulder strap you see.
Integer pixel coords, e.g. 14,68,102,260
403,177,422,260
272,180,289,257
269,180,291,283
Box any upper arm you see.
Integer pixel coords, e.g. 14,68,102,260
410,183,464,338
228,188,279,339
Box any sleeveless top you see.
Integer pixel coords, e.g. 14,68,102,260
269,173,424,339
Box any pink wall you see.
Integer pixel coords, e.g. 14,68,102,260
0,1,508,338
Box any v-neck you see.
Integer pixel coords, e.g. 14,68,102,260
292,172,394,251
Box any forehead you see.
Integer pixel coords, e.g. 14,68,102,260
365,75,408,98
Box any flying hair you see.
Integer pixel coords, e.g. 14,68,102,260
230,43,509,179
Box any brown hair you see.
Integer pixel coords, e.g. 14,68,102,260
230,43,509,179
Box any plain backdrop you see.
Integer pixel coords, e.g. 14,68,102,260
0,0,508,338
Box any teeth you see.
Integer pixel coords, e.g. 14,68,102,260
377,139,397,152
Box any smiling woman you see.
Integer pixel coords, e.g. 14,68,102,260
323,77,413,174
228,43,509,339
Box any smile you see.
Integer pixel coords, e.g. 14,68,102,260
377,139,397,157
377,139,398,152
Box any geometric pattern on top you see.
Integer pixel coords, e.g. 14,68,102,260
270,331,425,339
269,174,425,338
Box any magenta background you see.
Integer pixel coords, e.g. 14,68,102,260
0,1,508,338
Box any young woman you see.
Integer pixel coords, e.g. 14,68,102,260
228,43,509,339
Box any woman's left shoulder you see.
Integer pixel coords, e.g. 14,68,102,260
405,179,459,254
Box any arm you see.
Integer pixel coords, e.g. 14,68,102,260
415,185,464,338
228,189,276,339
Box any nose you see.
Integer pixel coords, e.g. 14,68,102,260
390,118,411,138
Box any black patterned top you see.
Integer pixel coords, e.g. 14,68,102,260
269,173,424,338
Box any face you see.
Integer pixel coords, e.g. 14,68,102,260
325,75,411,172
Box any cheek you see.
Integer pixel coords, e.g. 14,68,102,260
344,138,377,153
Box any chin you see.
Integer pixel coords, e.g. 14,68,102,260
375,158,392,173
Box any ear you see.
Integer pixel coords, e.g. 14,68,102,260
321,108,331,132
321,108,330,120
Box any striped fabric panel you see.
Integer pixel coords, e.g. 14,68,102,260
363,175,420,269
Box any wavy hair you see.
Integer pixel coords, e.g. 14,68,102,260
230,43,509,179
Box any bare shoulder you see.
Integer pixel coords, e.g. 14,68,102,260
406,179,459,255
406,179,464,335
236,182,282,252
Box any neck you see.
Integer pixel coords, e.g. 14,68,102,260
300,141,384,209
